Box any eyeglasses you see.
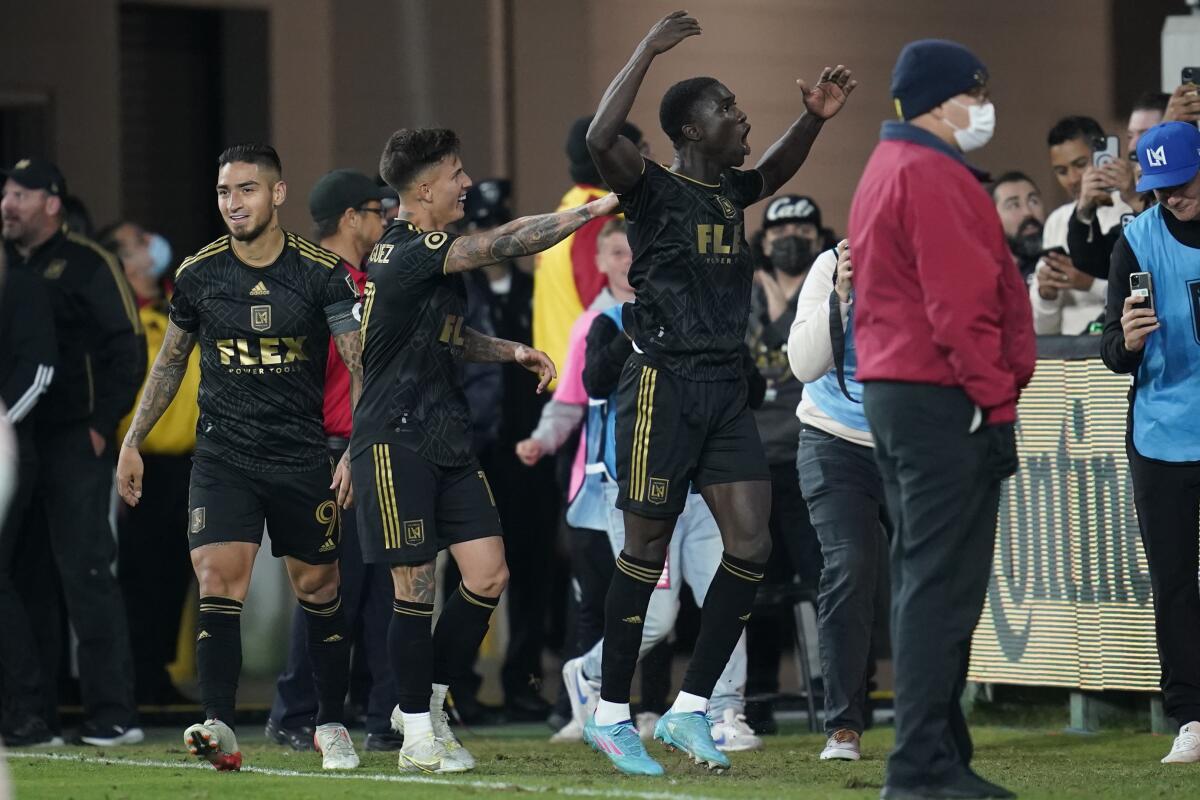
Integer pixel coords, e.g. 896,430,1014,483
356,206,385,217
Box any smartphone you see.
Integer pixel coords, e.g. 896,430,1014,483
1130,271,1155,314
1092,135,1120,169
1038,246,1067,260
1184,66,1199,86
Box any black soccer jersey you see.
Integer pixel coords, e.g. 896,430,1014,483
352,220,474,468
169,231,359,472
620,160,764,381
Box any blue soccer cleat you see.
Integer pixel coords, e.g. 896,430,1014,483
654,711,731,772
583,716,665,776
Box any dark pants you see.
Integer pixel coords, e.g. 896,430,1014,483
117,452,193,704
568,524,614,657
864,382,1008,790
797,425,889,735
0,432,45,724
1127,442,1200,727
746,459,820,699
270,443,397,734
36,422,137,727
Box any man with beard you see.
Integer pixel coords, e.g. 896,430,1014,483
117,144,363,772
990,172,1046,284
584,10,855,775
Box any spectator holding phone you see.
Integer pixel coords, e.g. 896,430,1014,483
1100,121,1200,765
1032,116,1134,334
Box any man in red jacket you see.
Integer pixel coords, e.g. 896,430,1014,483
849,40,1036,800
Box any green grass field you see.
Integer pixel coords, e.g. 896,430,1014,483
5,722,1194,799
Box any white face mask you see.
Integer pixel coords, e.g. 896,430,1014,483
945,99,996,152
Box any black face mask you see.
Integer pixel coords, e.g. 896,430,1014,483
768,235,816,276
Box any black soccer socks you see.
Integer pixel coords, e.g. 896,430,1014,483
599,552,664,704
298,593,350,725
432,583,500,689
390,599,434,713
680,553,765,699
196,596,243,725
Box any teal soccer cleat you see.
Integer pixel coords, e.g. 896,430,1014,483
654,711,731,772
583,716,665,776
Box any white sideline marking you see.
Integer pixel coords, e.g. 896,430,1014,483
6,751,718,799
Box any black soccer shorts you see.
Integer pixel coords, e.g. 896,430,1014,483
351,442,503,566
187,455,341,564
615,351,770,519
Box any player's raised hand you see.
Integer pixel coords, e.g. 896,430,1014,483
331,452,355,509
514,345,557,394
641,10,701,55
798,65,857,120
116,445,144,507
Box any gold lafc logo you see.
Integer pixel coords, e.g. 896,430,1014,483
404,519,425,546
251,304,271,331
647,477,669,505
190,507,206,534
714,195,736,219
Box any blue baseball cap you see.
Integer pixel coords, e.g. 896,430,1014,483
1136,121,1200,192
891,39,988,121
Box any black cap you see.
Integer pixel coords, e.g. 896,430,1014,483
308,169,387,223
566,115,644,186
463,179,513,228
2,158,67,197
762,195,822,230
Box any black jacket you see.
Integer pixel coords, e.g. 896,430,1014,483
4,226,145,438
0,265,58,436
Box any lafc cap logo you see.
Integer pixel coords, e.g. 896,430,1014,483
648,477,669,505
1146,145,1167,168
251,304,271,331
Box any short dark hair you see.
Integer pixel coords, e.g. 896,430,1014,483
598,216,627,241
379,128,461,192
659,77,721,148
1046,116,1104,148
1131,90,1170,115
314,215,342,240
989,170,1039,201
217,143,282,177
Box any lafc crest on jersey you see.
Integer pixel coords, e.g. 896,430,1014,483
251,304,271,331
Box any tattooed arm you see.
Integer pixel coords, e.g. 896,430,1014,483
461,326,557,394
116,321,198,506
330,329,362,509
443,193,618,274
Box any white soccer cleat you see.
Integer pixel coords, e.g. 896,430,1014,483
549,717,584,743
635,711,660,742
1162,721,1200,764
562,657,600,730
710,708,764,752
183,719,242,771
314,722,360,769
397,732,470,773
391,702,475,770
820,728,861,761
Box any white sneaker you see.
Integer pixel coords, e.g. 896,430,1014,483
397,732,470,773
549,717,583,743
820,728,861,761
635,711,660,742
1162,721,1200,764
314,722,360,769
391,702,475,770
562,657,600,730
710,708,763,752
183,719,242,771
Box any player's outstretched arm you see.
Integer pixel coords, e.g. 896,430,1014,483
756,66,857,199
117,321,198,507
330,329,362,509
443,193,618,274
461,326,557,394
587,10,701,193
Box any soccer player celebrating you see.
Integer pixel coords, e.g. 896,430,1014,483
582,11,855,775
116,144,363,772
352,128,616,774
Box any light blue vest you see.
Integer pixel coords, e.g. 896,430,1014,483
1127,205,1200,462
566,305,624,530
803,301,870,433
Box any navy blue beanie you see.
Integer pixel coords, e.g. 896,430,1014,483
891,39,988,121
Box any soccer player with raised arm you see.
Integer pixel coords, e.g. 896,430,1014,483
582,11,855,775
353,128,617,774
116,144,364,772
